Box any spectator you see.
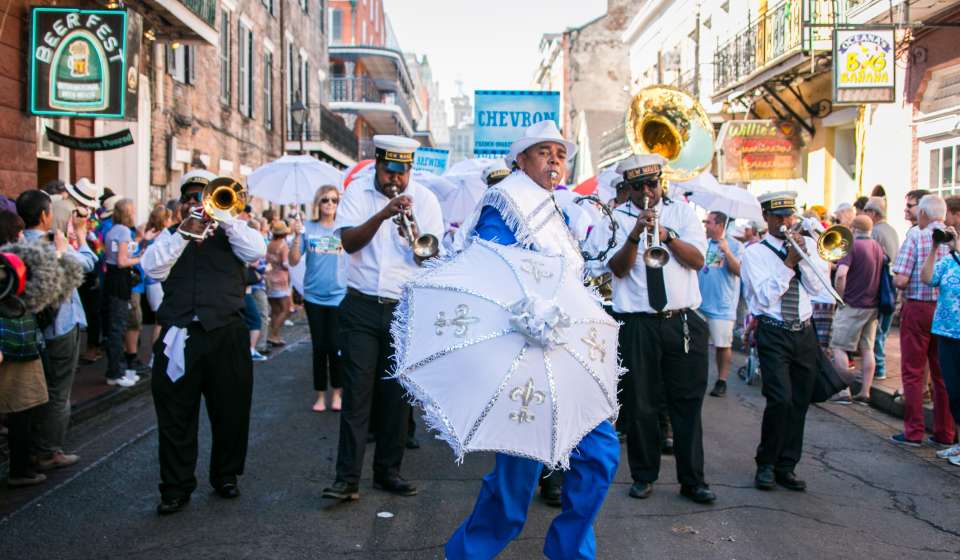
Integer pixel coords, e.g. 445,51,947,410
289,186,347,412
40,179,67,199
265,221,291,346
243,252,268,362
102,198,141,388
0,210,51,487
904,189,930,229
833,202,855,227
697,211,743,398
863,196,900,380
808,204,828,226
871,184,887,199
891,195,956,446
17,190,96,472
853,196,869,214
247,219,271,357
946,196,960,228
143,206,173,348
921,223,960,464
830,216,884,403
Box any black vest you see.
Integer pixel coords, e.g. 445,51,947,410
157,226,246,330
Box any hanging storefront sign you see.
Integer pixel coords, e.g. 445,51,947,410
29,7,128,118
45,126,133,151
413,147,449,175
716,120,804,183
474,90,560,156
833,28,896,105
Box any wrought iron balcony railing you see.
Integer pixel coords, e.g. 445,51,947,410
288,104,359,161
179,0,216,27
713,0,845,94
329,76,415,133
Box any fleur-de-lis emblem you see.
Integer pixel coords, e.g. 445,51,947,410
434,304,480,337
581,327,606,362
509,378,546,423
520,259,553,283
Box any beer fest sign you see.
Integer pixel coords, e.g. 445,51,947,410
832,29,896,104
29,7,128,118
716,120,804,183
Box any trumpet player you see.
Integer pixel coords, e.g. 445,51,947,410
602,154,714,504
322,135,443,502
141,170,267,515
740,191,828,492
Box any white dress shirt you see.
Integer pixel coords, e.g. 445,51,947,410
739,233,829,322
141,218,267,281
593,198,707,313
334,175,444,300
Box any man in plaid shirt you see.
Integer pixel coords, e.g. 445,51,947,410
891,194,956,446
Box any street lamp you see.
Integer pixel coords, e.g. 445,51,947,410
290,93,307,154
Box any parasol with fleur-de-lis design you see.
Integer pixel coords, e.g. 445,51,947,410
391,239,623,469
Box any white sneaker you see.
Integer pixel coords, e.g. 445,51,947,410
949,455,960,467
937,443,960,459
250,349,268,362
124,369,141,383
107,376,136,388
283,319,294,327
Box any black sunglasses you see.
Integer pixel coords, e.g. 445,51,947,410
319,198,339,204
627,179,660,191
180,192,202,203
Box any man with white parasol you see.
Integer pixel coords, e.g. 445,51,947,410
444,121,620,560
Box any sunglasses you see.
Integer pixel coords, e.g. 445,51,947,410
180,192,202,203
319,198,339,204
628,179,660,191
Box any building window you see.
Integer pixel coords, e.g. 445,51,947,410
167,44,196,85
220,9,231,103
318,0,325,32
301,58,310,108
330,9,341,43
300,0,307,13
238,23,253,117
261,0,274,16
287,43,295,133
264,51,273,130
926,141,960,197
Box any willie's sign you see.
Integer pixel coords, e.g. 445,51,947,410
29,7,128,118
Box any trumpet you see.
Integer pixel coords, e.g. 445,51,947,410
642,196,670,268
779,224,852,305
386,186,440,261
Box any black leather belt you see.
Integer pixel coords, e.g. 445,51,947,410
630,308,689,319
758,315,809,332
347,287,398,305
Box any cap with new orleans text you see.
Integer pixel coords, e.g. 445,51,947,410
758,191,798,216
373,135,420,173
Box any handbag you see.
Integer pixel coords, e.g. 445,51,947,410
878,256,896,315
0,313,44,362
810,346,852,403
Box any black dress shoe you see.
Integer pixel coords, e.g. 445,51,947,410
373,476,418,496
680,484,716,504
709,379,727,397
156,496,190,515
540,484,562,507
214,482,240,499
755,465,776,490
405,435,421,449
660,437,674,455
321,480,360,501
775,470,807,492
628,481,653,499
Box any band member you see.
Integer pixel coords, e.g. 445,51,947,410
740,191,827,491
603,154,714,504
482,160,510,187
141,170,267,515
447,121,620,560
321,135,444,501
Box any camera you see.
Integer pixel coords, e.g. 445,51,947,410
933,228,955,244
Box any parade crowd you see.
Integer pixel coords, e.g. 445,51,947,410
1,123,960,560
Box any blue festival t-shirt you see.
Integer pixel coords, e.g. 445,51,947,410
930,252,960,340
697,235,744,320
300,221,347,306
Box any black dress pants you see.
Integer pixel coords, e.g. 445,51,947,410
754,321,817,471
335,293,409,485
304,301,343,391
151,321,253,500
6,408,34,477
619,310,708,486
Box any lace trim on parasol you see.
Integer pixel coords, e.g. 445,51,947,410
542,352,562,469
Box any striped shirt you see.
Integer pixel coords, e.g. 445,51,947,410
892,221,951,301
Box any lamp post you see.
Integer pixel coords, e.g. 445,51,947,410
290,93,307,154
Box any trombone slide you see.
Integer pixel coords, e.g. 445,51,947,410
779,226,845,306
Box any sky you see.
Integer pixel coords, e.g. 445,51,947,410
382,0,607,109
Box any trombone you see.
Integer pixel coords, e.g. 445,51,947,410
780,223,853,305
385,185,439,262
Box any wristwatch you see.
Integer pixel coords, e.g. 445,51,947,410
663,228,679,244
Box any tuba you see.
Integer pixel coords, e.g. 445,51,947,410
201,177,246,222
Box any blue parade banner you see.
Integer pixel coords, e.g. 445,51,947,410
413,147,449,175
474,90,560,156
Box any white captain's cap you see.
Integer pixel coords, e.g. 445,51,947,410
506,120,577,166
482,158,511,186
758,191,798,216
180,169,217,191
616,154,667,183
373,135,420,173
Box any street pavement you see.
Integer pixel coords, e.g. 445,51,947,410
2,326,960,559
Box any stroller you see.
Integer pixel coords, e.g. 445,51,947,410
737,315,761,386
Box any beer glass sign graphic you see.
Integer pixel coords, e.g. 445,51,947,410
50,31,109,111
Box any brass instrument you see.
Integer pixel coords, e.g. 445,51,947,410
386,186,440,261
626,85,716,183
642,196,670,268
780,224,852,305
201,177,246,221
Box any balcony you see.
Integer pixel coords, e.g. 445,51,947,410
123,0,218,44
287,105,359,165
329,76,416,136
713,0,844,98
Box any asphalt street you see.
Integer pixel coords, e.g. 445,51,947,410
2,325,960,559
